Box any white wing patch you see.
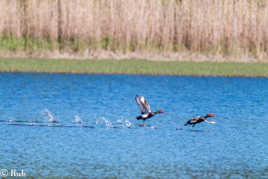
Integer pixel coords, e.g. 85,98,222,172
135,95,151,114
141,113,150,118
140,96,145,104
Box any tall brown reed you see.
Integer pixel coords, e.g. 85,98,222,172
0,0,267,60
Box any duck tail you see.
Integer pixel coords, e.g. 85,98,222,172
136,116,142,120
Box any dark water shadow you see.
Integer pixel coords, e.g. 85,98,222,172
7,123,95,128
187,129,205,133
175,127,184,131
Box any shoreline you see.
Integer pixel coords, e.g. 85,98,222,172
0,58,268,77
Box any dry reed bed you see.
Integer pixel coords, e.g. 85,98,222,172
0,0,268,61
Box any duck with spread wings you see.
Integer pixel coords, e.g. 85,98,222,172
135,95,165,121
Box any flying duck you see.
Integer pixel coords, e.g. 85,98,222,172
135,95,165,121
184,113,215,127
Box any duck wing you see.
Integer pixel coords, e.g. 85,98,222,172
135,95,151,114
191,116,199,121
191,116,205,123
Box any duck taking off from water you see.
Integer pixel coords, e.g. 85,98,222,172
135,95,165,121
184,113,215,127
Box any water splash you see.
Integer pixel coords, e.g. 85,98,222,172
44,109,56,123
74,115,82,124
117,120,123,125
125,120,132,128
95,118,103,125
104,119,114,128
151,126,157,130
96,117,114,128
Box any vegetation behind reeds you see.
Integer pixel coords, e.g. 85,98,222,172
0,0,268,61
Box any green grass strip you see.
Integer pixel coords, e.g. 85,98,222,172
0,58,268,77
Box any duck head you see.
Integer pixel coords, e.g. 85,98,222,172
157,109,165,114
206,113,215,118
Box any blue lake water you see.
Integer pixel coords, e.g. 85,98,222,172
0,73,268,178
